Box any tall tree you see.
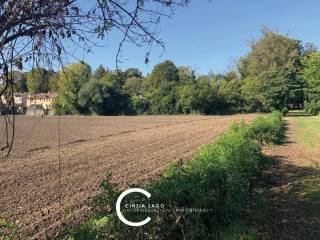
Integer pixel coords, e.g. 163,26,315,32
301,52,320,114
13,71,28,93
195,75,219,114
101,70,125,89
124,77,144,96
239,28,302,78
26,68,49,93
93,65,107,80
145,60,180,114
54,62,91,114
48,74,59,92
239,28,304,111
218,71,243,112
178,66,196,84
176,84,199,113
147,60,180,88
124,68,142,79
78,79,128,115
301,52,320,102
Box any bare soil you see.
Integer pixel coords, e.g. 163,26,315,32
0,114,256,239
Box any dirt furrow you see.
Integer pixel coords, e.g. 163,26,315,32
0,114,256,238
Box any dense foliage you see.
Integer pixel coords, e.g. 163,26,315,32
301,52,320,115
53,62,92,114
66,112,285,240
12,29,320,116
239,28,305,112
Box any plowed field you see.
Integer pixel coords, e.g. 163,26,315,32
0,114,257,238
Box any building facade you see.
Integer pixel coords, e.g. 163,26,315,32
26,92,57,115
1,92,58,115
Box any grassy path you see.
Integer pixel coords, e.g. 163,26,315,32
294,117,320,158
262,116,320,240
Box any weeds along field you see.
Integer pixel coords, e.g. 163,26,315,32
67,112,285,240
0,114,257,238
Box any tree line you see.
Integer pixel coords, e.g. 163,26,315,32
12,28,320,115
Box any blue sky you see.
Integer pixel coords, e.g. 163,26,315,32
76,0,320,75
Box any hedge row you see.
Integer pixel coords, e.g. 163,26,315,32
67,112,285,240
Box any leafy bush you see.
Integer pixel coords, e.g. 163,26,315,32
130,95,149,114
305,100,320,116
67,217,109,240
77,79,128,115
281,107,289,116
216,223,259,240
245,111,285,145
67,113,285,240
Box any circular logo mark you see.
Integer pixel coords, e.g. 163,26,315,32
116,188,151,227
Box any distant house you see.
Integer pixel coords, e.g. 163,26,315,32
1,92,58,115
1,92,28,114
26,92,57,116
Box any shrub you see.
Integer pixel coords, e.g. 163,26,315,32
305,100,320,116
216,223,259,240
130,95,149,114
67,217,109,240
67,113,285,240
281,107,289,116
245,111,285,145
